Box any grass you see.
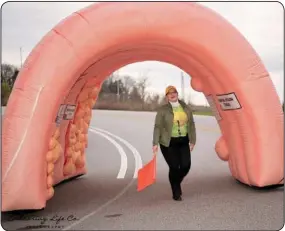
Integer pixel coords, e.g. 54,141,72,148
193,111,213,116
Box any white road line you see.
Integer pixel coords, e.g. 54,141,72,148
62,178,135,230
92,126,143,178
62,127,140,230
89,128,128,179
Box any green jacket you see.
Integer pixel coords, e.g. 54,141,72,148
153,100,196,147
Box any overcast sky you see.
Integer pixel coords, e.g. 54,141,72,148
2,1,284,105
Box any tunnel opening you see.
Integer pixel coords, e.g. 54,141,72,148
54,42,244,191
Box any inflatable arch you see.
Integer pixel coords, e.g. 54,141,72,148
2,2,284,211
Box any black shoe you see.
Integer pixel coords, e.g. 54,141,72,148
173,195,182,201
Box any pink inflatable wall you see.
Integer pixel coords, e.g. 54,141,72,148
2,2,284,211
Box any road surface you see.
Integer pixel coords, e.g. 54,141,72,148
1,110,283,230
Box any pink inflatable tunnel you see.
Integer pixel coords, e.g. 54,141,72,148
2,2,284,211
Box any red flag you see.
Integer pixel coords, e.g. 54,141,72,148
137,155,157,191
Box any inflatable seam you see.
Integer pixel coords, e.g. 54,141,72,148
73,12,90,24
52,29,82,62
52,29,74,49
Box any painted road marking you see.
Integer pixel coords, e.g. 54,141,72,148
62,178,136,230
92,127,143,178
89,128,128,179
63,127,142,230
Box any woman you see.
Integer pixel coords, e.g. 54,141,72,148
152,85,196,201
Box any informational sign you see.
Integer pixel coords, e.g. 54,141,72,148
63,105,76,120
55,104,77,126
216,93,241,111
55,104,67,126
205,95,222,121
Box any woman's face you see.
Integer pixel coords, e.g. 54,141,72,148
166,90,178,102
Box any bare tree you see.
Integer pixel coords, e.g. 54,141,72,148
137,77,149,101
1,64,20,106
1,63,19,87
121,75,136,101
122,75,135,92
129,86,142,102
152,94,160,105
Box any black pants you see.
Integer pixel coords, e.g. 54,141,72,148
160,136,191,197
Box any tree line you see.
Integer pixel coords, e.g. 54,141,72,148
1,63,181,111
1,63,168,111
95,73,169,111
1,64,19,106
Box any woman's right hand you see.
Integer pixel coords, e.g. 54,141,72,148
153,145,158,154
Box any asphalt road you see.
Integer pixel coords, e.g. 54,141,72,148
1,109,284,230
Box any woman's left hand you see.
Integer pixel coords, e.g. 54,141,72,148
189,143,195,151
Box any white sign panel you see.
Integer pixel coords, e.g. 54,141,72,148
63,105,76,120
216,93,241,111
205,95,222,121
55,104,67,126
55,104,77,126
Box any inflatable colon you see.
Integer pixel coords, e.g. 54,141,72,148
2,2,283,211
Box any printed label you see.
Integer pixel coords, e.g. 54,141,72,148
63,105,76,120
55,104,67,126
55,104,76,126
216,93,241,111
206,95,222,121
